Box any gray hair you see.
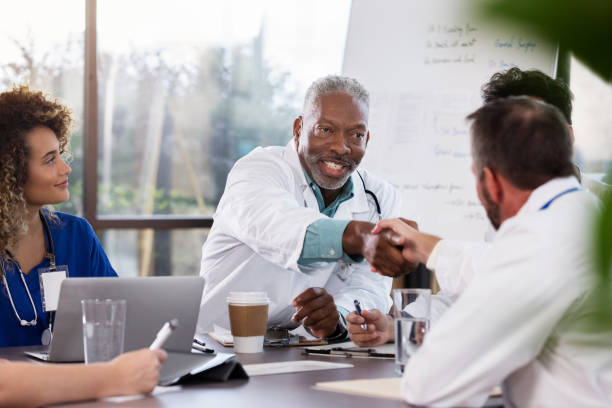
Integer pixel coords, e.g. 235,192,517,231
303,75,369,114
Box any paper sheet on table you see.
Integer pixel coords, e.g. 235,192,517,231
102,385,182,403
208,325,234,346
288,324,318,340
304,340,396,355
244,360,353,376
316,377,503,400
316,377,403,400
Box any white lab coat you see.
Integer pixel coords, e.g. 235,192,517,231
196,140,400,334
402,176,612,407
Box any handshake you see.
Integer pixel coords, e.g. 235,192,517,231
342,218,441,278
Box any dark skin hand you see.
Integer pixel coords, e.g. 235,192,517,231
372,218,441,269
375,218,420,275
291,287,339,338
342,220,418,277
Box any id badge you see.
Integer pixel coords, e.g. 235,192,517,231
38,265,69,312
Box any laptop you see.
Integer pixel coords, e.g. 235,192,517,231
26,276,205,362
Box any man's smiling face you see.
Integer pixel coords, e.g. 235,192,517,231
294,91,369,192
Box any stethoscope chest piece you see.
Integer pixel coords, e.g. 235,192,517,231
41,328,53,346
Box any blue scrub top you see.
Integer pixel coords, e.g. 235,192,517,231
0,211,117,347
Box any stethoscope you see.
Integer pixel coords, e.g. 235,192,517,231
356,170,382,219
1,210,56,335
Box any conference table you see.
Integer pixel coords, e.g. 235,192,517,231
1,337,504,407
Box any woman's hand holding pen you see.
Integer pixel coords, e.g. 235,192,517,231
105,348,167,397
346,309,394,347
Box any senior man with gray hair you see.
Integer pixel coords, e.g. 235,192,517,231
196,75,415,339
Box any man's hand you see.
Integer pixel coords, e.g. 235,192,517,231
372,218,441,267
291,287,339,339
343,221,418,277
347,309,394,347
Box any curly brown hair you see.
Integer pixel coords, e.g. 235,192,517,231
0,85,74,251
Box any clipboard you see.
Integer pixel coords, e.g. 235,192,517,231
304,341,395,359
208,331,328,347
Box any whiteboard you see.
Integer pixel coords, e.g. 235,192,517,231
343,0,558,240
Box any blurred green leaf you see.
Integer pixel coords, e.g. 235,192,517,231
593,186,612,324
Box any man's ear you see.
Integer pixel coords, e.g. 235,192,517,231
482,166,503,204
365,130,370,147
293,116,303,146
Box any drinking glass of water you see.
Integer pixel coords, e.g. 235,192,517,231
81,299,126,363
392,289,431,375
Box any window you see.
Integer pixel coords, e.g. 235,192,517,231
570,55,612,181
96,0,350,217
92,0,350,275
99,229,208,277
0,0,85,215
2,0,351,276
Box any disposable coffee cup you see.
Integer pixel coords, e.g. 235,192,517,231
227,292,269,353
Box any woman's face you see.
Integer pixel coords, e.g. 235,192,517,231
23,126,71,207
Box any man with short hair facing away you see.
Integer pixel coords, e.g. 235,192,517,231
349,97,612,407
358,68,609,328
197,75,414,339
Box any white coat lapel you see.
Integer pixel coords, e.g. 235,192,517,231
283,140,319,209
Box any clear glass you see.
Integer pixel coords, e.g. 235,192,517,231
99,228,209,276
81,299,126,363
95,0,351,216
0,0,85,216
393,288,431,375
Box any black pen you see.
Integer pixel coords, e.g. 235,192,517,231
193,338,206,347
353,299,368,331
302,348,394,359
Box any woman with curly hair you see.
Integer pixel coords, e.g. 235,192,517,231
0,86,169,406
0,85,117,347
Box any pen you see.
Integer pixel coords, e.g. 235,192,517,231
149,318,179,350
192,342,216,354
193,338,206,347
353,299,368,331
303,348,394,359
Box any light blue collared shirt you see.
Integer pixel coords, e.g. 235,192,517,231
298,172,364,326
298,171,364,265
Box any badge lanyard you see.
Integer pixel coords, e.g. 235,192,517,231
539,187,581,211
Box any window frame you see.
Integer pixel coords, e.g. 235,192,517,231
83,0,213,230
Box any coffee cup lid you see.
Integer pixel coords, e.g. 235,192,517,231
227,291,269,305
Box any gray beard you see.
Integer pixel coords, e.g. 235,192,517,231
307,160,354,190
